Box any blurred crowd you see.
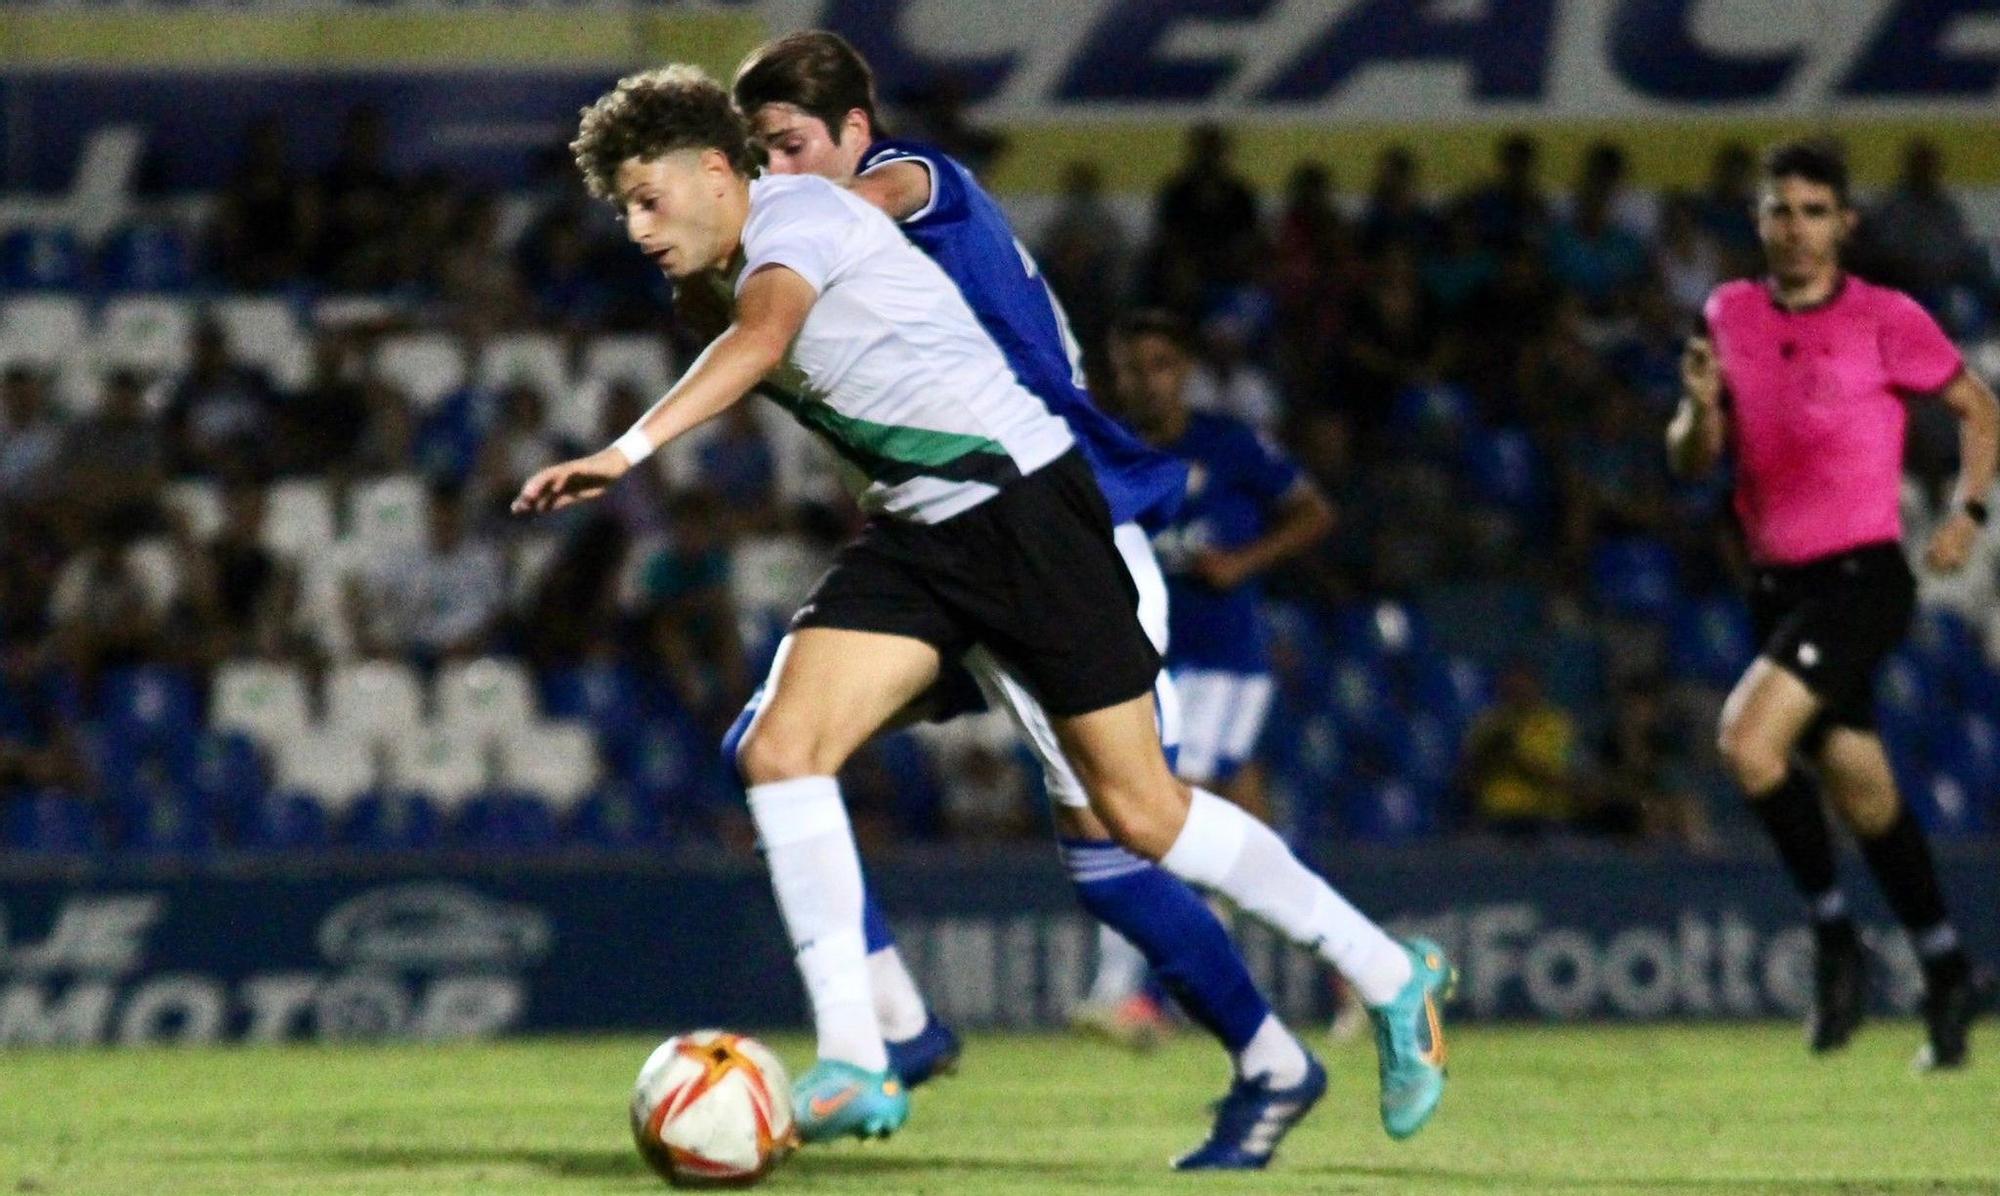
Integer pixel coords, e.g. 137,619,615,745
3,108,1999,859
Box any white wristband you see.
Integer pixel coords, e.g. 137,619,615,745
612,426,656,468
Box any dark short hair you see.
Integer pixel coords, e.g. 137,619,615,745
1111,309,1198,356
733,31,880,143
571,65,758,201
1761,138,1849,205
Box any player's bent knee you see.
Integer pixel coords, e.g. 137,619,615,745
734,722,829,787
1089,779,1192,861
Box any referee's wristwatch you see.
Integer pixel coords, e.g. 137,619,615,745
1962,498,1990,527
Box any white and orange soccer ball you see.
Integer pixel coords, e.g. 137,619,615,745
631,1030,797,1188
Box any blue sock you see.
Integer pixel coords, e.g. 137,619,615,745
863,893,896,954
1061,838,1270,1051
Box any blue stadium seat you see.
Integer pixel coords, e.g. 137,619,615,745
2,790,102,856
113,780,215,858
542,661,646,750
1875,650,1937,732
1462,425,1549,514
96,221,195,293
1936,713,2000,805
1909,770,1991,839
453,789,560,852
1375,712,1460,798
1667,594,1757,689
1324,656,1397,748
98,666,202,756
193,730,269,835
242,791,332,851
1905,606,1985,701
1589,536,1681,621
567,782,662,848
1340,779,1438,844
1410,654,1493,731
1387,382,1479,459
0,226,86,290
340,788,445,853
1327,599,1430,663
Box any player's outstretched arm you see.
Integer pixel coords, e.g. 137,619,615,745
513,265,817,516
1923,368,2000,572
1666,336,1727,479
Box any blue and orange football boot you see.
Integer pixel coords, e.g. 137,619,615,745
791,1060,909,1143
1370,936,1455,1140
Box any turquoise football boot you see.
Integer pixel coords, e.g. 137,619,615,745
1369,936,1456,1140
792,1060,910,1143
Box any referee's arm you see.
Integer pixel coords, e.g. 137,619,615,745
1924,368,2000,572
1666,336,1727,479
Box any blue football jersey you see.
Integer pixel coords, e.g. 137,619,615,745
859,138,1185,530
1154,412,1304,673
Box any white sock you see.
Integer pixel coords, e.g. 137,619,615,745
869,945,930,1043
745,776,886,1071
1161,788,1413,1007
1235,1013,1310,1087
1087,925,1151,1006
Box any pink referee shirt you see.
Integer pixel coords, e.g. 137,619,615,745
1706,275,1964,566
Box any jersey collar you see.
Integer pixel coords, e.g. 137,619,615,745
1765,271,1848,314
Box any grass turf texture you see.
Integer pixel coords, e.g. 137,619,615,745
3,1026,1997,1195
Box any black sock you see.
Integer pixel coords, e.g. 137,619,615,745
1856,808,1964,981
1749,769,1849,930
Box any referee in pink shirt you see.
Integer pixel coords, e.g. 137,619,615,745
1669,140,1999,1069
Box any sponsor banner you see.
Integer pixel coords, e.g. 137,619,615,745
1,848,1994,1045
4,1,2000,193
5,0,2000,118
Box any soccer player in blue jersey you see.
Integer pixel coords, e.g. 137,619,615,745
722,31,1453,1164
1080,307,1349,1035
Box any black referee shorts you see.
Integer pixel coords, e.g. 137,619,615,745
1747,540,1916,730
792,450,1161,718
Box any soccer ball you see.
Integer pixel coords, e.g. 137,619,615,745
631,1030,796,1187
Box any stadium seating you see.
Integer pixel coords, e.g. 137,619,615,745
212,297,310,389
347,474,429,552
385,726,489,810
0,225,86,290
373,333,467,413
97,296,196,375
0,295,90,369
273,729,378,813
498,722,600,812
1590,536,1681,621
340,788,445,852
3,791,102,856
211,660,314,745
436,657,537,739
326,660,426,742
96,220,196,293
264,479,339,558
479,332,570,402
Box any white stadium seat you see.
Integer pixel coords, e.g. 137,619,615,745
436,656,537,738
97,296,195,375
211,660,314,745
348,474,428,552
479,332,571,403
0,296,90,369
274,729,379,813
386,727,490,809
373,332,467,413
161,478,223,542
263,479,338,558
293,538,368,659
212,297,309,388
326,660,426,741
580,334,673,398
500,722,600,810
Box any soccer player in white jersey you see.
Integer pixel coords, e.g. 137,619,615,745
514,64,1452,1153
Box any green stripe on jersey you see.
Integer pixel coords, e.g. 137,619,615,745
756,380,1017,486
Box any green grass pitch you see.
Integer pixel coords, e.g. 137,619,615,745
3,1025,1997,1194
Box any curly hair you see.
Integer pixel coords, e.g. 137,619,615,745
570,64,759,201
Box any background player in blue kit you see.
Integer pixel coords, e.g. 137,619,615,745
722,31,1453,1164
1112,309,1335,815
1077,309,1355,1040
